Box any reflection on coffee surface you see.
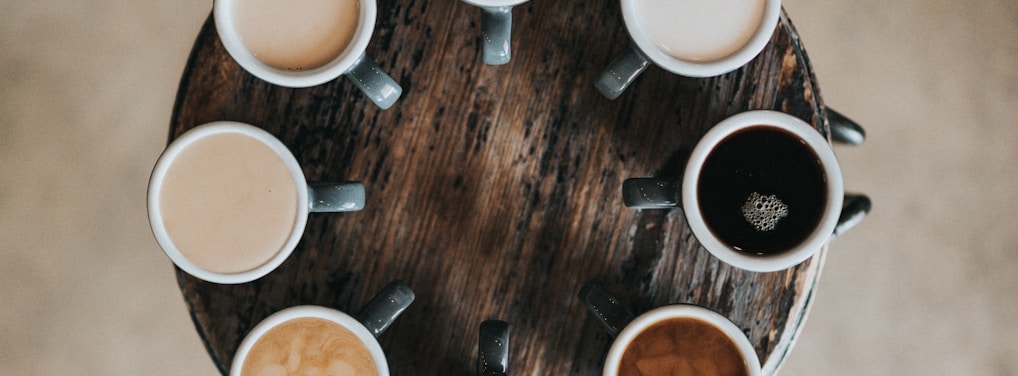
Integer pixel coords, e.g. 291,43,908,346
619,317,748,376
632,0,765,62
234,0,361,70
242,317,378,376
697,127,826,255
160,132,298,274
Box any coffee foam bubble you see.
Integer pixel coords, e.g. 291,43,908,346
741,192,788,232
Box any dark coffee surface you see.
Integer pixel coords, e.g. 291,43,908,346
619,318,748,376
171,7,832,376
697,127,826,255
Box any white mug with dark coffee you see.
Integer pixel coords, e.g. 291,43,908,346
148,122,366,284
595,0,781,99
214,0,402,109
579,281,761,376
622,111,843,272
230,281,415,376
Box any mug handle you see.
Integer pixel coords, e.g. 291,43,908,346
831,193,871,241
622,178,681,209
356,281,415,338
308,182,366,212
344,53,403,110
481,6,514,65
825,108,872,239
827,108,866,146
594,44,651,100
579,281,635,338
478,320,510,375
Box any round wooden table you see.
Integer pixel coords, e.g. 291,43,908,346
170,3,834,375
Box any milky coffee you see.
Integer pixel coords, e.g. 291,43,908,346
159,132,298,275
633,0,766,62
618,317,748,376
234,0,361,71
241,317,378,376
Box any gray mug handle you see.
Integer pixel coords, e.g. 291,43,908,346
828,108,866,146
481,6,514,65
478,320,510,375
579,281,635,338
595,45,651,100
825,109,871,239
831,193,871,241
356,281,415,338
622,178,681,209
308,182,366,212
344,53,403,110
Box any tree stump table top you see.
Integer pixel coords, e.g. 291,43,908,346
170,3,834,375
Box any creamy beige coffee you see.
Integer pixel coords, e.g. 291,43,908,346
242,317,379,376
159,132,298,275
633,0,766,62
618,317,748,376
234,0,361,70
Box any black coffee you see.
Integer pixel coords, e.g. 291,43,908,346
697,126,827,255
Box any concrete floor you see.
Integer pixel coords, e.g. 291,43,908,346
2,0,1015,374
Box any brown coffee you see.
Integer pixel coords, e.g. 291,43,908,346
618,317,748,376
159,132,298,274
242,317,379,376
234,0,361,71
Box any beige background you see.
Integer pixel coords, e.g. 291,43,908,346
1,0,1015,374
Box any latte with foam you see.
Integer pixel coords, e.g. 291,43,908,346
241,317,379,376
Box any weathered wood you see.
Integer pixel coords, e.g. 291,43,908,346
170,4,831,375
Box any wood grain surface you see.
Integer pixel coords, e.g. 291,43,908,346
170,3,833,375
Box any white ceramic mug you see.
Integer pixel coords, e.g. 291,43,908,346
580,282,761,376
622,111,843,272
231,282,415,376
596,0,782,99
214,0,402,109
148,122,365,284
461,0,529,65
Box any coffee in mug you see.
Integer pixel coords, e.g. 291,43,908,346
231,282,415,376
697,127,828,255
149,122,366,284
595,0,781,98
579,282,761,376
622,111,843,272
158,130,299,275
617,317,748,376
633,0,766,63
214,0,403,109
241,317,379,376
233,0,361,71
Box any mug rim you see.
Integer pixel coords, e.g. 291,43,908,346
229,305,390,376
604,305,761,376
461,0,528,7
213,0,377,88
147,121,310,284
681,110,844,272
619,0,782,77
